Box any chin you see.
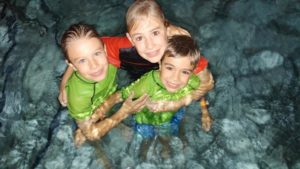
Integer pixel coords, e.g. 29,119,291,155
166,88,179,93
96,74,107,82
89,73,106,82
146,57,161,63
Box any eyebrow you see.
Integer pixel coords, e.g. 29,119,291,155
73,57,85,62
73,47,104,62
131,26,161,37
164,63,193,72
95,47,104,52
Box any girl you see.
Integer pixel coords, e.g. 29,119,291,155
61,23,148,147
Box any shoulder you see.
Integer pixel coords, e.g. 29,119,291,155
100,36,132,48
187,73,201,89
193,56,209,74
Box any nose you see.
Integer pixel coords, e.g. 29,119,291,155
145,37,154,49
89,58,98,69
171,71,180,82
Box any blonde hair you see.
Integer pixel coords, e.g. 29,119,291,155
162,35,200,67
61,23,101,62
126,0,169,32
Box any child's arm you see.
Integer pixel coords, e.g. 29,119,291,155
91,91,149,122
146,95,192,112
90,92,123,122
103,92,148,124
200,97,212,132
77,92,148,145
193,68,214,99
58,65,73,107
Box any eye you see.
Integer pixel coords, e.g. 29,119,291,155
95,51,103,56
153,30,160,36
165,66,173,70
134,36,143,42
182,70,191,75
78,59,86,64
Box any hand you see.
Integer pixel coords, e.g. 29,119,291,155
146,96,192,113
74,129,86,148
167,24,191,37
146,100,168,112
193,70,214,100
202,113,213,132
91,92,123,123
120,93,149,115
91,108,106,123
199,97,213,132
191,82,214,100
58,88,67,107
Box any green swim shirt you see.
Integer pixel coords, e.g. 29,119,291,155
121,70,200,125
66,64,117,120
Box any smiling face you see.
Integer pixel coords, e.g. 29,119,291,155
159,56,194,93
67,37,108,82
126,15,168,63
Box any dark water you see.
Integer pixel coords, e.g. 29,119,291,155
0,0,299,168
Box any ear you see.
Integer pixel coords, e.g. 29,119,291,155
158,61,162,71
66,60,77,71
126,33,134,46
104,44,108,54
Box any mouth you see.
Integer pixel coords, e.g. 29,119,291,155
90,69,103,77
145,49,160,58
165,81,180,90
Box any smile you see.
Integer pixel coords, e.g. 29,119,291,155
90,69,103,77
146,49,160,58
166,81,180,89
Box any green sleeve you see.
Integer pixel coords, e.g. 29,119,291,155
66,77,93,120
121,71,152,100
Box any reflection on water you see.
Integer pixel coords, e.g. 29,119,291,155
0,0,299,168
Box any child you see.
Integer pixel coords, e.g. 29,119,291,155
58,0,214,131
60,23,148,147
96,35,202,137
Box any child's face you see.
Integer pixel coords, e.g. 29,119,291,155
126,16,168,63
160,56,194,93
67,37,108,82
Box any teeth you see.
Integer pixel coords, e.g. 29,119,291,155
147,50,158,57
167,82,178,88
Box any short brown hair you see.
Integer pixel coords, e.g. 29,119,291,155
61,23,101,61
126,0,169,32
162,35,200,67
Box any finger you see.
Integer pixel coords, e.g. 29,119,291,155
204,125,209,132
99,114,105,120
202,122,209,132
132,96,148,112
132,94,148,109
205,120,212,131
58,96,67,107
63,96,68,106
127,92,135,101
145,100,160,112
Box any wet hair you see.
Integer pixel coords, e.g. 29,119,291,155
61,23,101,62
126,0,169,32
162,35,200,67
